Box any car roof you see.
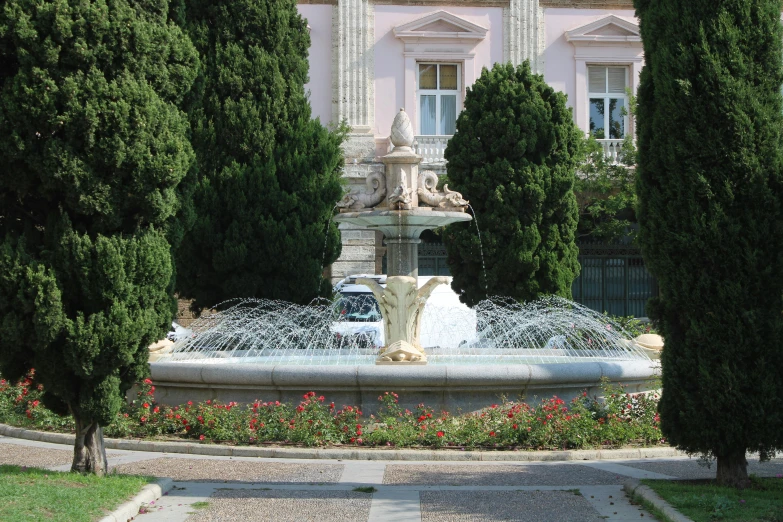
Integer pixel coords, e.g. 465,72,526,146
335,275,455,294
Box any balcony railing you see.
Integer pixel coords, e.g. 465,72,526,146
597,138,626,164
381,135,627,166
414,135,451,165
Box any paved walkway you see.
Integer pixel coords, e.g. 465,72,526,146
3,435,783,521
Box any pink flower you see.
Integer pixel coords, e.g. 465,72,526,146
199,435,205,441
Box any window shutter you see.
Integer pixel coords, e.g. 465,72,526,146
608,68,626,93
588,67,606,93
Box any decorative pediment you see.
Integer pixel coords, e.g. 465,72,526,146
394,11,488,45
565,15,641,46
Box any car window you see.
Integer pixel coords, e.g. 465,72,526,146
337,292,382,322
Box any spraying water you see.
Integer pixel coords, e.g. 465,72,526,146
320,205,338,272
169,295,650,365
467,203,488,296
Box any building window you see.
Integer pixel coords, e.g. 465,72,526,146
418,63,460,135
588,66,628,140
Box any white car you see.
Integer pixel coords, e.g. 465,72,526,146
333,274,476,349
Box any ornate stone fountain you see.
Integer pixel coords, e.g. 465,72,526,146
334,109,472,364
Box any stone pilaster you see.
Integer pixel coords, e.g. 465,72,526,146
503,0,545,74
333,0,376,162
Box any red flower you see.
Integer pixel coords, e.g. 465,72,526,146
142,403,150,409
143,378,153,385
199,435,205,441
489,431,496,437
436,431,444,438
187,401,193,406
153,406,160,413
512,424,518,429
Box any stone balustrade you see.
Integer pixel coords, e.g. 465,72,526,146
413,135,451,165
597,138,626,164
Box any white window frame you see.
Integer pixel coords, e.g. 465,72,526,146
565,15,643,136
393,11,487,137
587,66,629,140
417,62,462,136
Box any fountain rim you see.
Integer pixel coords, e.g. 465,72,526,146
151,359,660,387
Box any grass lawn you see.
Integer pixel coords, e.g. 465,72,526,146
642,476,783,522
0,465,154,522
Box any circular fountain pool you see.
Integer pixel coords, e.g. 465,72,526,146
150,296,660,414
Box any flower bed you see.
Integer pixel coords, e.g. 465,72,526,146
0,370,664,450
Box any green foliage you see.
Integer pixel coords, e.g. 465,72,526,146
634,0,783,466
602,314,656,337
0,0,196,440
443,62,583,306
575,136,638,243
171,0,345,311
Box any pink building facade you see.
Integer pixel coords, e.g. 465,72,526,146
297,0,642,281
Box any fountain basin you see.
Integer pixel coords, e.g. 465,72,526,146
334,208,472,238
149,359,660,415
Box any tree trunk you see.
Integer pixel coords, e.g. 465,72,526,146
71,415,108,476
715,450,749,488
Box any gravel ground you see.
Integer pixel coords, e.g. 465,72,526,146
383,464,622,486
113,457,343,483
420,490,604,522
186,489,372,522
623,458,783,480
0,442,74,468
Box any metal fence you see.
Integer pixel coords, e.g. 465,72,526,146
382,240,658,318
571,243,658,318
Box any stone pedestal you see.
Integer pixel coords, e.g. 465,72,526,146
332,108,473,365
385,237,420,278
381,148,421,210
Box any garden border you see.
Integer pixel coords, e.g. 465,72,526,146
623,478,694,522
97,478,173,522
0,423,684,462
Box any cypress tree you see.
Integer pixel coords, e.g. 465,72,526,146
0,0,197,474
443,62,582,306
172,0,345,311
635,0,783,486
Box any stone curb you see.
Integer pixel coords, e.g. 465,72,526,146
623,478,693,522
0,423,684,462
97,478,173,522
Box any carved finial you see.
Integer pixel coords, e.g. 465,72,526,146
390,109,414,148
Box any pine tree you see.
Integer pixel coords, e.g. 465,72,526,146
443,62,582,306
635,0,783,486
0,0,197,474
171,0,345,312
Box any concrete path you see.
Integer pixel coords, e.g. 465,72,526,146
3,435,783,521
